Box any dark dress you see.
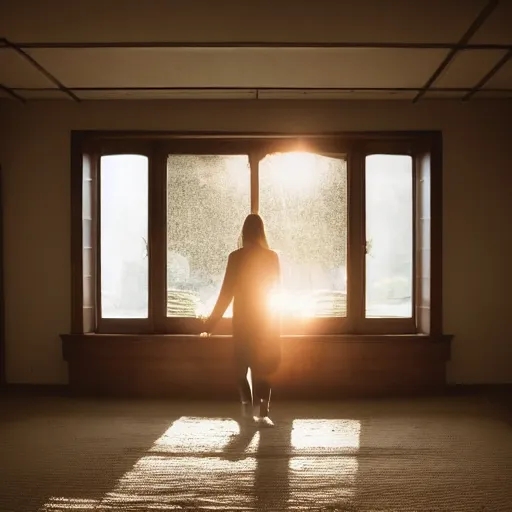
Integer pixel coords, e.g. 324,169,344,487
208,245,281,376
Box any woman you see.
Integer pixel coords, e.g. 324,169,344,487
203,214,281,426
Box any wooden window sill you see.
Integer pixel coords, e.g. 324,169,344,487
62,333,452,341
61,333,453,349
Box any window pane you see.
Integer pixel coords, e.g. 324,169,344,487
167,155,250,317
365,155,413,318
259,152,348,317
100,155,148,318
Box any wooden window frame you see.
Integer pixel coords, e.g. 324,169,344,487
0,164,5,386
70,131,442,337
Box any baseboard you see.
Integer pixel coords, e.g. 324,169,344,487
1,383,510,399
446,383,512,396
0,383,69,396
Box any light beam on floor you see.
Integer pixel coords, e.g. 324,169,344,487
40,417,360,510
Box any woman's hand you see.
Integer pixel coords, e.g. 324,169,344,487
199,316,213,336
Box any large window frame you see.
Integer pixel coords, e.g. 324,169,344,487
70,131,443,337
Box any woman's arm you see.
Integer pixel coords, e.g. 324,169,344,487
203,253,236,333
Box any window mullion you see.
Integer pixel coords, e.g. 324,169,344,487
94,153,102,332
412,154,418,331
249,152,260,214
149,143,167,332
347,147,365,333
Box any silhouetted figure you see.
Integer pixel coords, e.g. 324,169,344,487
203,214,281,426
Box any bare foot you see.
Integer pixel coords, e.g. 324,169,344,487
257,416,275,428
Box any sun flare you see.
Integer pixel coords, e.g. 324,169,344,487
268,290,317,318
262,151,319,192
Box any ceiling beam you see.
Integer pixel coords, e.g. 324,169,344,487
8,86,512,93
11,86,508,93
413,0,500,103
7,86,512,101
10,41,512,51
463,49,512,101
0,84,25,103
4,41,80,102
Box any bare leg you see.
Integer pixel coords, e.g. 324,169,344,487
253,375,273,426
236,363,252,405
255,380,271,416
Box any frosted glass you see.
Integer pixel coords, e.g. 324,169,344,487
100,155,148,318
259,152,348,317
365,155,413,318
167,155,250,317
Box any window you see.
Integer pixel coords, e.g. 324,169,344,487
259,152,347,319
100,155,149,319
72,133,441,336
166,155,250,318
365,155,413,318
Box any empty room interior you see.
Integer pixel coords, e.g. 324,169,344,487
1,0,512,511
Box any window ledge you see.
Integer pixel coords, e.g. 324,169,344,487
61,333,452,344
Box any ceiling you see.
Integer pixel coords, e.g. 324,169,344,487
1,0,511,102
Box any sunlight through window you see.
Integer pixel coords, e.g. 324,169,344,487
262,151,320,193
150,417,255,453
101,417,259,510
289,419,360,509
40,418,361,511
291,419,361,450
167,155,250,318
100,155,149,319
366,154,413,318
260,152,348,318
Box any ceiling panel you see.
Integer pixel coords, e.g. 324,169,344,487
471,0,512,45
74,89,257,100
27,47,448,89
258,89,417,100
433,50,508,88
17,89,72,100
0,48,56,88
483,59,512,89
1,0,487,44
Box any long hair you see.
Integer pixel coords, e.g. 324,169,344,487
239,214,270,249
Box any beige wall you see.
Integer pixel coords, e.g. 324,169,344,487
0,99,511,384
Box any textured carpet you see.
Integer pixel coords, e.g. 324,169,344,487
0,393,511,511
